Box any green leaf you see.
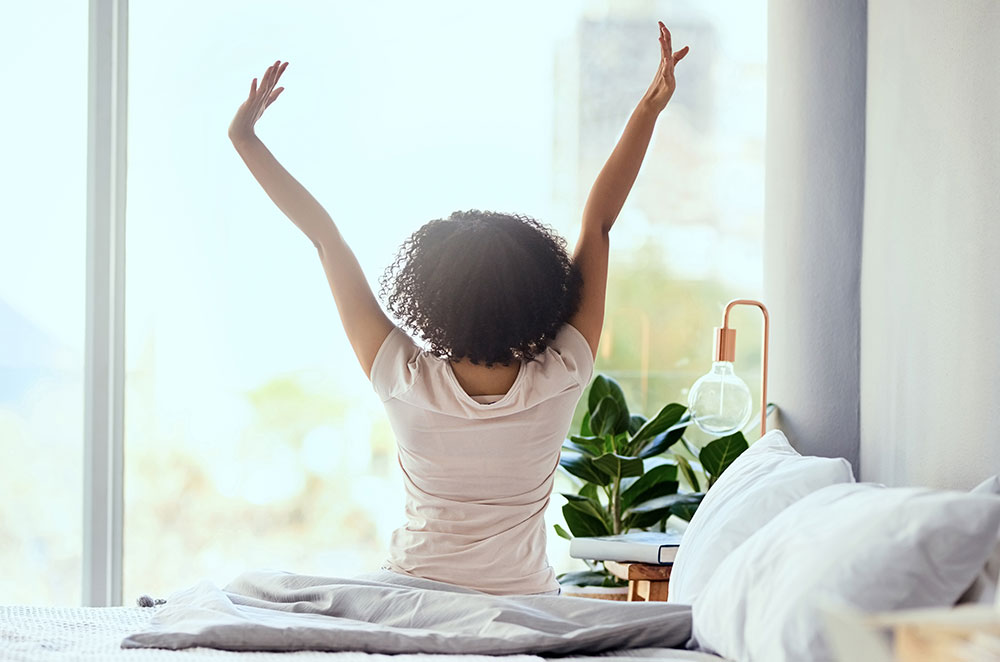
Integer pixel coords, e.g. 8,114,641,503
592,453,644,481
618,475,639,492
566,435,604,456
579,482,599,501
670,494,705,522
559,452,611,485
561,493,609,530
631,403,687,446
590,396,623,437
588,375,629,418
635,418,689,458
601,573,628,588
628,414,647,436
628,479,679,512
624,492,691,529
587,375,611,411
554,523,572,540
675,454,701,492
561,491,603,509
620,463,679,510
563,441,593,456
557,570,609,587
580,411,592,436
699,431,749,480
562,502,610,537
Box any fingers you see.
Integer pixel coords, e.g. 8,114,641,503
263,61,288,93
674,46,690,63
262,60,279,92
659,21,672,60
265,87,284,109
259,65,272,92
249,60,288,108
274,61,289,86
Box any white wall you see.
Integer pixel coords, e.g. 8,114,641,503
861,0,1000,488
764,0,867,467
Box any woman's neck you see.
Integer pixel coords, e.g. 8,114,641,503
448,358,521,397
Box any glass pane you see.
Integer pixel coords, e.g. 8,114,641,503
0,1,87,605
125,1,765,597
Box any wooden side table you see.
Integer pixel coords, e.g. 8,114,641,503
605,561,672,602
875,605,1000,662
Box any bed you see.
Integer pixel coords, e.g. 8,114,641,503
5,437,996,662
1,569,725,662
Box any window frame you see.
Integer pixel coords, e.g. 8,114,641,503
83,0,128,607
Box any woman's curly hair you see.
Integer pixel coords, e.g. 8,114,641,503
380,210,582,366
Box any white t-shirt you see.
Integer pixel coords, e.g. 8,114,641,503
370,323,595,595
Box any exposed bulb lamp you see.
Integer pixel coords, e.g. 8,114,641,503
688,299,770,437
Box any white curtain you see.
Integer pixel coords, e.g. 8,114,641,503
859,0,1000,488
763,0,867,470
765,0,1000,488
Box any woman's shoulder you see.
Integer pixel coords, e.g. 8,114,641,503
528,323,596,388
370,326,424,402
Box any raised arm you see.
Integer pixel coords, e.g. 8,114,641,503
228,60,394,378
570,23,689,356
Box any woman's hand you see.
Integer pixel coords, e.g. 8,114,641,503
228,60,288,144
642,22,689,113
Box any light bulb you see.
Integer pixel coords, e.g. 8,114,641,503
688,361,753,436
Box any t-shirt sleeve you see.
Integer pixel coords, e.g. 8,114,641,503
548,323,596,387
370,326,422,402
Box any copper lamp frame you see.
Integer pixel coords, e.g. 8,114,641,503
710,299,770,437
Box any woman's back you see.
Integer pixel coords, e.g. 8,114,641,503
371,323,595,595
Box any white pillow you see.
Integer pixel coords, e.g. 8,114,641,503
973,475,1000,494
668,429,855,604
959,474,1000,604
692,482,1000,662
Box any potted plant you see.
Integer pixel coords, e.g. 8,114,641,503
555,374,752,593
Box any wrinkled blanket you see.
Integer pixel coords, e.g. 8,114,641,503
122,570,692,656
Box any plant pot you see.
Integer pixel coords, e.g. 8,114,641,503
560,585,629,601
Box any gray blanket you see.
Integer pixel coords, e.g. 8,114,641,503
122,570,692,656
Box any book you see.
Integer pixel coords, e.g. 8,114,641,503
569,531,683,565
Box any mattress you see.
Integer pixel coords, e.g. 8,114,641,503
0,605,726,662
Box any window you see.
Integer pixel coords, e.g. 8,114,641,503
123,0,766,597
0,0,765,604
0,1,88,605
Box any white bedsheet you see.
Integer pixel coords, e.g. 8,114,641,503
0,604,726,661
122,570,694,656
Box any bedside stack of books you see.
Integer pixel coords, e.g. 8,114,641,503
569,531,682,602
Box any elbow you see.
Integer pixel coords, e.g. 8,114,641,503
313,229,344,256
313,236,332,258
583,223,613,241
582,212,615,238
596,214,617,236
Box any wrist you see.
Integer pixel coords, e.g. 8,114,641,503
635,95,666,119
228,129,259,148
